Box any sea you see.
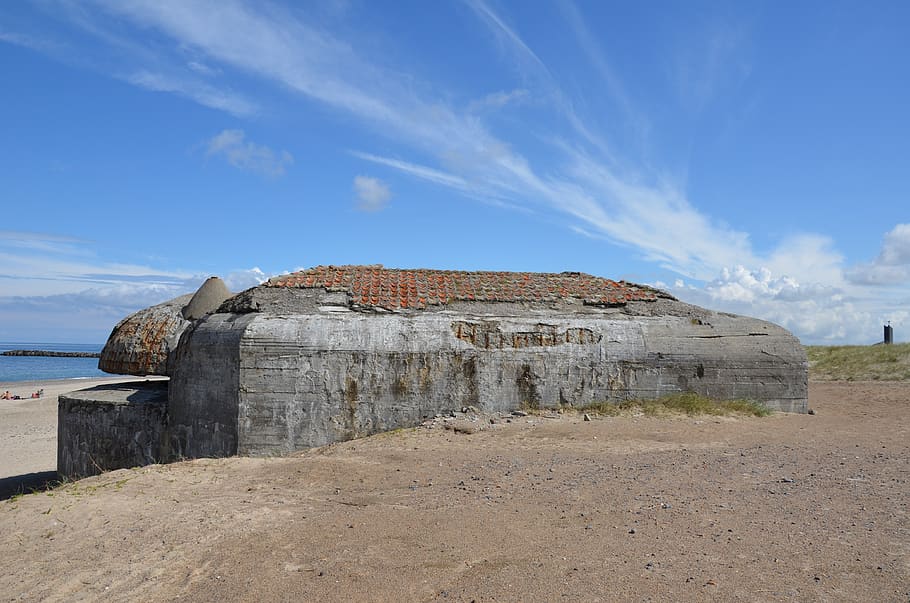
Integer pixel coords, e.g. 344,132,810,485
0,342,107,383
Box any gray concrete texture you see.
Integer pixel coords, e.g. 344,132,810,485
98,294,192,376
72,266,807,474
169,284,807,459
182,276,231,320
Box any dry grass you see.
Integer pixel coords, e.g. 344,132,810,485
580,392,771,418
806,342,910,381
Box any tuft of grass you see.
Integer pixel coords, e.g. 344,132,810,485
580,392,771,418
806,343,910,381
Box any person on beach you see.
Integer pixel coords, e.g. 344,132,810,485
1,391,10,400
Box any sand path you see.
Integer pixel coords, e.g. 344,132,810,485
1,381,908,601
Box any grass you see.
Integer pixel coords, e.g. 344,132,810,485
806,342,910,381
579,392,771,418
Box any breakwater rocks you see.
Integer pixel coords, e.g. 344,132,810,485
2,350,101,358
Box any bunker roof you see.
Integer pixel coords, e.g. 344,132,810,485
266,265,665,311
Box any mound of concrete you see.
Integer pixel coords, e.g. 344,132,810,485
66,265,807,478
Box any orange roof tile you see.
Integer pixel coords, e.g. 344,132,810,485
266,265,661,311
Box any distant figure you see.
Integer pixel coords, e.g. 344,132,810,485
1,391,10,400
31,391,39,399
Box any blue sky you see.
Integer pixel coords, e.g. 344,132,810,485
1,0,908,345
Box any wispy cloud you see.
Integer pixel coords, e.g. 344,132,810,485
671,19,752,112
557,1,650,150
128,70,256,116
0,231,196,302
351,152,471,194
15,1,906,342
353,176,392,212
0,30,60,53
467,88,528,112
0,228,271,340
22,3,802,280
205,129,293,177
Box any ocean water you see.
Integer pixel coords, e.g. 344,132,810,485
0,342,107,383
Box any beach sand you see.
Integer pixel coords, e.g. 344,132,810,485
0,381,908,601
0,377,163,492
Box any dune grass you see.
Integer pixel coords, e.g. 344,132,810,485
579,392,771,418
806,342,910,381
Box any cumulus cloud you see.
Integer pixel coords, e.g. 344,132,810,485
704,266,833,304
847,224,910,285
205,129,293,177
353,175,391,212
656,264,907,345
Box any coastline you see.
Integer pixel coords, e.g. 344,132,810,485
0,376,167,489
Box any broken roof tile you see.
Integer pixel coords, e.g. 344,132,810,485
266,265,666,311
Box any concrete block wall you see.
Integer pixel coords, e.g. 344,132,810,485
167,306,807,458
57,382,168,479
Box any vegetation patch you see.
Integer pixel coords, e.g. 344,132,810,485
806,343,910,381
579,392,771,418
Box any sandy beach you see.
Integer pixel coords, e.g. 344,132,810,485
1,381,908,601
0,377,163,495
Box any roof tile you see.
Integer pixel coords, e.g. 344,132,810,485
266,265,661,310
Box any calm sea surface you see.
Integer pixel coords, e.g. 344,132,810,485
0,342,106,383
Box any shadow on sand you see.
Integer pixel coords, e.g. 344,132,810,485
0,471,60,500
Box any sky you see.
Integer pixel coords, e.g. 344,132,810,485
1,0,909,345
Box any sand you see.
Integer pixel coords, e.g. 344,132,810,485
1,381,908,601
0,377,163,494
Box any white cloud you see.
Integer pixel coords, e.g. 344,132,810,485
16,3,909,343
847,224,910,285
0,231,276,341
352,152,470,194
0,30,59,53
223,267,269,292
128,70,256,116
657,263,908,345
878,224,910,265
353,176,391,212
187,60,219,77
468,88,528,112
205,129,293,177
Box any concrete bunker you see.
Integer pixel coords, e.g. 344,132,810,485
59,266,808,478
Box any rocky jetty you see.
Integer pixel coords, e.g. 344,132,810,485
1,350,100,358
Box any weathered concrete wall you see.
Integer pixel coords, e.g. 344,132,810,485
168,303,806,458
168,313,256,459
57,381,168,479
98,294,192,376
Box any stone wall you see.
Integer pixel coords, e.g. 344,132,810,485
57,381,168,479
